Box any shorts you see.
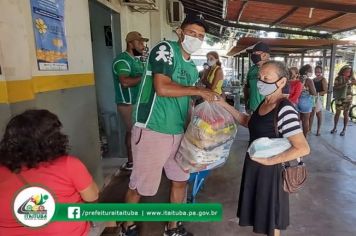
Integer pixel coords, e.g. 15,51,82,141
335,99,351,111
297,94,313,113
129,126,189,196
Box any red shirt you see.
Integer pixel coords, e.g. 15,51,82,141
288,80,303,105
0,156,93,236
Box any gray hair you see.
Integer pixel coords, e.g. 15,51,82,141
262,60,290,80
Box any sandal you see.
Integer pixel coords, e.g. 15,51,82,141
330,129,337,134
340,130,346,136
101,222,121,236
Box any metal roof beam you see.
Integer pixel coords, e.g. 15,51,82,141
247,0,356,14
237,0,249,23
270,7,299,27
181,2,222,17
332,26,356,34
181,0,223,10
185,8,332,38
303,12,347,30
267,45,332,49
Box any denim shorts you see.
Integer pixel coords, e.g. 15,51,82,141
297,94,313,113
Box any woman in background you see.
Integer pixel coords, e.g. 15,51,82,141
309,66,328,136
202,51,224,95
331,65,356,136
288,67,303,106
297,64,317,136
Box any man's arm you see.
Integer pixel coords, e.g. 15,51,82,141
154,73,218,101
243,83,249,107
118,75,141,88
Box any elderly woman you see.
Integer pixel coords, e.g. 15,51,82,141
0,109,99,235
217,61,310,236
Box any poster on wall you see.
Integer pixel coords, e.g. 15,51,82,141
30,0,68,71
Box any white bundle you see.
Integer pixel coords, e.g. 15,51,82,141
248,137,291,158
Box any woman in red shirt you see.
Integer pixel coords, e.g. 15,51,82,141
288,67,303,105
0,110,99,236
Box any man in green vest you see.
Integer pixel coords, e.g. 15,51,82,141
243,42,270,113
112,31,148,171
120,15,217,236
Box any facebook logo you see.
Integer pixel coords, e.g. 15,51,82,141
68,207,81,219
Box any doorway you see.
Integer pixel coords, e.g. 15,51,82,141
89,0,126,159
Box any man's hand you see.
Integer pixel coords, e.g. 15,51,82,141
198,88,219,102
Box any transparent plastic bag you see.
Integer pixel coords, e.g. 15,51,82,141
248,137,291,158
176,102,237,173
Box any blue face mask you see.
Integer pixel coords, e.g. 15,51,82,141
257,77,283,96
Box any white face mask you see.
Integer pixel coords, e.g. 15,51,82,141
207,59,217,67
181,34,203,55
257,80,278,96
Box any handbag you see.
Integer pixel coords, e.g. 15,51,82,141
274,98,307,193
281,160,307,193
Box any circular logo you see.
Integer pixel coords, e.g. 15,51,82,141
13,186,56,227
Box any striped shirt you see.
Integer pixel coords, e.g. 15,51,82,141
277,102,302,138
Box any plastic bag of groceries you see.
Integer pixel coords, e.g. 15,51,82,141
175,101,237,173
248,137,291,158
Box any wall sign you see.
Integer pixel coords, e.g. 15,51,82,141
30,0,68,71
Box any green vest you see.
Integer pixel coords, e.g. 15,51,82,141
247,64,264,111
133,41,199,134
112,51,144,104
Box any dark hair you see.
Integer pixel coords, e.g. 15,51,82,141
207,51,222,67
338,65,354,79
0,109,69,173
315,65,322,71
181,14,208,32
262,60,290,81
289,67,299,79
299,64,313,76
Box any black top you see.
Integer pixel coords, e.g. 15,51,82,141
314,78,325,93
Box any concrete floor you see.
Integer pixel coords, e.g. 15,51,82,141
95,111,356,236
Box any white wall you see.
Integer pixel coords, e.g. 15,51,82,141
0,0,94,81
100,0,177,50
0,0,33,81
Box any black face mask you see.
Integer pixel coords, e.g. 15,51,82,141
251,54,262,64
133,49,142,56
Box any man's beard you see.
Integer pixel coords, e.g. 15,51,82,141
133,49,142,56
